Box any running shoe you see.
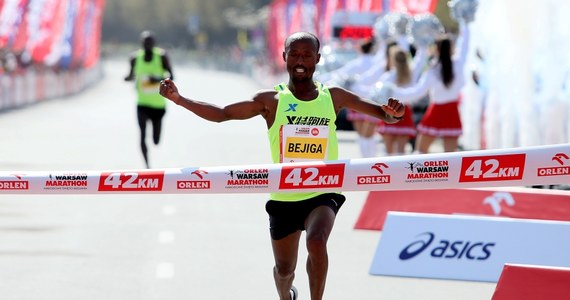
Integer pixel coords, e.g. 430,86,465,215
290,285,298,300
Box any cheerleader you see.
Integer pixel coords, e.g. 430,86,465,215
317,38,380,157
353,40,398,89
341,40,398,157
394,21,470,153
376,45,427,155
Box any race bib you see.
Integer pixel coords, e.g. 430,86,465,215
281,125,329,163
140,77,160,94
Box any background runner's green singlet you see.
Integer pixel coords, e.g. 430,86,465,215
135,48,168,109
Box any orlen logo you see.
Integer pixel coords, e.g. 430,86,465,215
0,174,29,190
177,169,210,190
357,163,390,185
459,154,525,182
399,232,495,261
483,192,515,215
98,171,164,191
537,153,570,177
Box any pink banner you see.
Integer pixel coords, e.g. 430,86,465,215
389,0,437,15
355,187,570,230
335,0,384,12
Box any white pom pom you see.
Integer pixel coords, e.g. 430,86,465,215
409,14,445,47
448,0,479,23
370,81,396,105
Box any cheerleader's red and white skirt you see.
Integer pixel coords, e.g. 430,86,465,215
417,100,462,137
347,110,382,123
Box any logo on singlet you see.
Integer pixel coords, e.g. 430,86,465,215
286,116,331,126
285,104,298,112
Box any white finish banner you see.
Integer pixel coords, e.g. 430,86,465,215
0,143,568,194
369,212,570,282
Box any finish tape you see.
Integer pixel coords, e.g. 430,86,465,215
1,144,568,194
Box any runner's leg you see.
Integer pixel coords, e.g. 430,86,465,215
271,231,301,300
151,109,165,145
137,107,150,168
304,206,336,300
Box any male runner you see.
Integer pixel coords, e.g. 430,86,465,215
159,31,404,300
125,30,174,168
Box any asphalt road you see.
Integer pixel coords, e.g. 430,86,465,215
0,59,497,300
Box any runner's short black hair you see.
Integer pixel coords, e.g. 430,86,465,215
284,32,320,53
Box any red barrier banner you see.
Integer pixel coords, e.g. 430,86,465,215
354,187,570,230
492,264,570,300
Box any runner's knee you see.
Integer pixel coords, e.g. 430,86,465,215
306,232,328,255
274,263,295,278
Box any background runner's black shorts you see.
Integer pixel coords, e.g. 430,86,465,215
137,105,166,121
265,193,346,240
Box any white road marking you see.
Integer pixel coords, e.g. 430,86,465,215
158,230,175,244
156,263,175,279
162,205,177,215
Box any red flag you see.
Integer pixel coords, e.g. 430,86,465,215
321,0,338,44
314,0,323,37
288,0,302,33
83,0,105,68
10,0,30,53
43,0,70,66
362,0,384,12
0,0,28,49
267,0,288,69
24,0,66,64
71,0,87,67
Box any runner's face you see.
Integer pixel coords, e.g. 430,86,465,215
143,37,155,51
284,39,320,82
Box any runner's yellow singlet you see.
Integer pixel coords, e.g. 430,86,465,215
268,82,340,201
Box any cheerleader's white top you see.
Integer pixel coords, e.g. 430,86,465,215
317,53,376,91
394,22,470,105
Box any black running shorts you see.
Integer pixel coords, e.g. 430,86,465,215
265,193,346,240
